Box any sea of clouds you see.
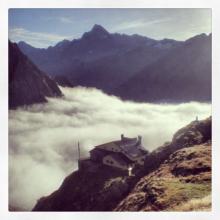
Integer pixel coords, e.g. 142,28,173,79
9,86,211,210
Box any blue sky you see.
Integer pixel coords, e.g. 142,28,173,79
9,8,211,48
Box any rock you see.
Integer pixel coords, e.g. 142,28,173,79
115,144,211,211
172,116,211,147
143,117,211,174
9,41,62,109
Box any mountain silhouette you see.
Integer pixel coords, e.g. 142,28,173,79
9,41,62,109
18,25,211,103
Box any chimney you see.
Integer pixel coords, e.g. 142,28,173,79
121,134,124,140
138,135,142,144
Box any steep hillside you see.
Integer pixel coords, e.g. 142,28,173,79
143,116,211,174
32,117,211,211
9,41,62,109
115,144,211,211
115,34,211,102
33,166,134,211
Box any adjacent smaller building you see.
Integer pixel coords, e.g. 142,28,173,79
79,134,149,172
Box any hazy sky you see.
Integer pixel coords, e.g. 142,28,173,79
9,8,211,48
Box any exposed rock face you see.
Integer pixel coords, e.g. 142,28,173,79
143,116,211,174
32,117,211,211
9,41,62,109
172,116,211,146
115,144,211,211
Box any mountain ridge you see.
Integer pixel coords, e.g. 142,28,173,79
16,25,211,103
17,24,182,77
114,33,211,102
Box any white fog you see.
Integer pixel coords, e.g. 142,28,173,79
9,86,211,210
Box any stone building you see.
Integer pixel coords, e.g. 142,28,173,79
79,134,149,172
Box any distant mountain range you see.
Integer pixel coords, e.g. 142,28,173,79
9,41,62,109
115,33,212,102
17,24,211,103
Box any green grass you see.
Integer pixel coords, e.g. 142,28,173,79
147,178,211,210
160,179,211,209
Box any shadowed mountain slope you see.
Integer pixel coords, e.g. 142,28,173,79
9,41,62,109
18,25,181,93
114,34,211,103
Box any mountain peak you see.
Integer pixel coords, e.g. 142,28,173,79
91,24,109,33
18,41,33,47
82,24,110,40
17,41,38,53
185,33,209,44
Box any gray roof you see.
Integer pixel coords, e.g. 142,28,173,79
93,136,149,159
118,137,148,158
120,143,148,158
90,148,109,157
108,152,133,166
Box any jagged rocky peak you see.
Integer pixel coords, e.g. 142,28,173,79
82,24,110,39
91,24,109,34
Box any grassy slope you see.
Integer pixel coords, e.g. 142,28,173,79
115,144,211,211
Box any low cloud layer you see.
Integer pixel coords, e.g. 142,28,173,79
9,86,211,210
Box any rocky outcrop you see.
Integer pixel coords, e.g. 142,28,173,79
9,41,62,109
143,116,211,174
32,117,211,211
33,166,134,211
115,144,211,211
115,117,211,211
